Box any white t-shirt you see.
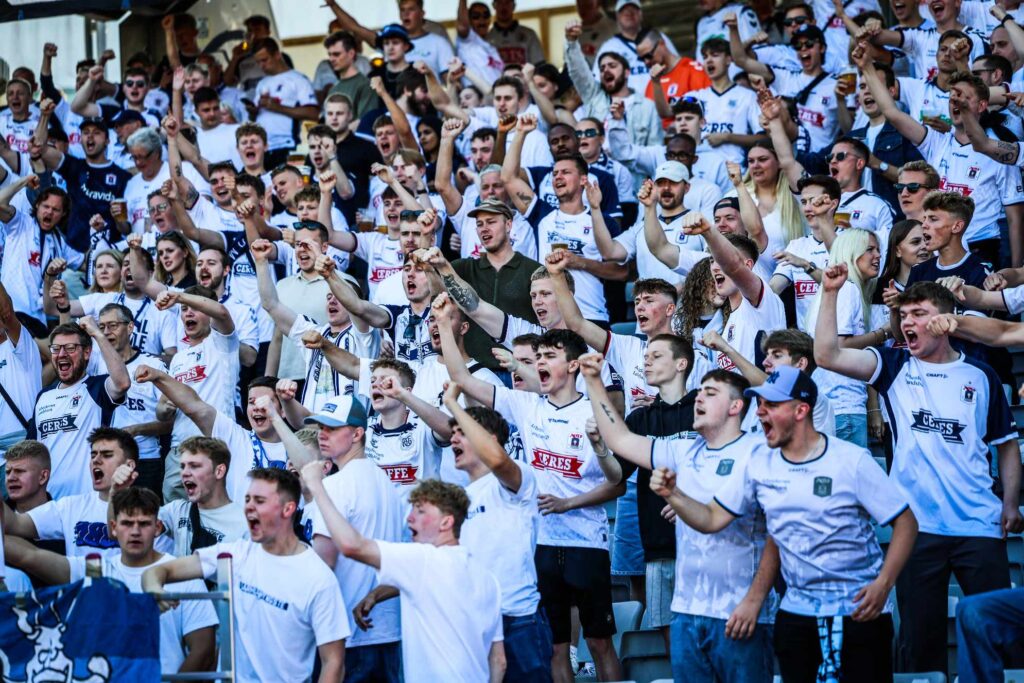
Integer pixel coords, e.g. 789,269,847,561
712,279,786,373
365,415,444,493
408,32,456,78
493,387,609,549
604,331,655,413
462,462,541,617
168,329,241,449
255,70,317,151
692,84,762,165
377,541,503,683
838,189,895,243
534,206,608,321
124,161,210,234
211,412,288,502
28,490,117,557
289,316,379,414
197,540,349,683
195,123,243,169
804,281,869,415
869,347,1016,537
88,351,167,460
354,231,404,301
0,108,40,154
653,432,776,622
68,552,218,674
0,189,85,323
899,26,987,80
79,292,178,357
615,210,705,286
916,126,1024,243
770,69,839,153
772,235,830,330
0,328,42,439
159,499,249,558
311,459,404,647
30,375,123,499
696,2,761,61
715,436,907,616
456,29,505,84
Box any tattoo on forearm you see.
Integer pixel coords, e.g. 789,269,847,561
184,186,199,208
996,140,1018,164
442,274,480,312
600,402,616,424
174,163,183,178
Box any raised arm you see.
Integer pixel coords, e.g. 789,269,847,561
500,115,538,215
302,461,381,568
156,289,235,336
638,180,682,268
0,281,22,346
70,65,104,118
322,0,378,45
927,312,1024,347
444,382,521,491
563,21,601,102
650,467,736,533
701,329,768,386
725,14,770,79
434,118,467,216
0,174,39,223
958,96,1022,165
434,293,496,408
586,180,628,262
855,43,925,146
545,251,608,351
369,77,418,151
522,62,560,127
729,162,769,253
580,355,654,464
251,239,298,332
697,215,765,305
33,99,63,171
764,106,804,191
257,394,319,469
80,316,131,400
420,247,506,339
318,256,391,329
385,376,454,441
3,535,71,585
812,265,880,381
937,276,1008,311
135,364,217,435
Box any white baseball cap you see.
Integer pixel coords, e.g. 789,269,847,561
654,160,690,183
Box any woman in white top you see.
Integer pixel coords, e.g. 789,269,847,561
805,229,882,448
733,141,806,273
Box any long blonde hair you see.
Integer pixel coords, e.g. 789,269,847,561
806,228,877,331
742,142,806,247
89,249,125,293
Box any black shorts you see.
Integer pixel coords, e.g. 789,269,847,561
535,545,616,643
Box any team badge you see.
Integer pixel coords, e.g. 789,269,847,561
401,433,413,449
71,394,81,408
813,476,832,497
106,173,118,185
968,166,979,179
716,459,734,476
569,433,583,450
960,384,976,403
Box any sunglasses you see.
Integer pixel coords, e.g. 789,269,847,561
125,79,148,88
639,49,657,63
793,40,820,50
575,129,600,139
783,16,810,26
894,182,929,193
469,12,490,19
825,151,849,163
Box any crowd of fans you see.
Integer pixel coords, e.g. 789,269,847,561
3,0,1024,680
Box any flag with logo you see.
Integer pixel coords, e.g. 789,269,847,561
0,577,160,682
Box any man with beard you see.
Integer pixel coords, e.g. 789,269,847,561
86,303,170,494
595,0,681,92
26,319,130,499
565,21,664,148
35,102,132,253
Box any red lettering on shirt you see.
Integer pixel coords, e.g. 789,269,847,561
370,266,403,283
531,449,583,479
28,251,41,267
717,352,737,371
939,179,973,197
381,463,419,484
798,107,826,129
795,280,819,298
175,366,208,383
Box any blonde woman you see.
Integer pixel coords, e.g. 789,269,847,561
88,249,124,293
805,229,884,447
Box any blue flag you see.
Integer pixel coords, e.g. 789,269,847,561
0,577,160,682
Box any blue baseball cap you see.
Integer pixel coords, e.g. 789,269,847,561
304,395,368,429
744,365,818,407
376,24,414,50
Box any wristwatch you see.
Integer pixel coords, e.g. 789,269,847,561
878,161,890,173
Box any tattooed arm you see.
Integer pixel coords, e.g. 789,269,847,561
423,248,507,338
959,102,1023,165
579,354,654,466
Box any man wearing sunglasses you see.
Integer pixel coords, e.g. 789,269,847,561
574,118,639,226
636,28,711,126
70,64,161,130
750,3,848,75
730,21,838,153
27,319,130,499
592,0,681,94
895,161,940,222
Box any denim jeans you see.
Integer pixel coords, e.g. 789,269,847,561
611,474,644,575
670,612,774,683
503,610,554,683
835,413,868,447
344,641,401,683
957,588,1024,683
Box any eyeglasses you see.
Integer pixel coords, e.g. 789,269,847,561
468,12,490,19
793,40,820,50
151,202,170,213
403,314,422,341
399,210,425,221
665,150,694,162
894,182,929,193
825,151,849,163
97,322,127,332
575,129,600,139
783,16,810,26
49,343,84,355
124,79,148,88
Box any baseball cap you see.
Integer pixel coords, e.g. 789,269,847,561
304,395,368,429
615,0,641,11
377,23,414,50
467,197,513,219
744,366,818,407
790,25,825,46
654,160,690,183
714,197,740,213
111,109,146,127
79,116,109,133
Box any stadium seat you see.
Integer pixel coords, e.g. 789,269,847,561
612,601,645,654
622,654,671,682
1005,670,1024,683
618,629,667,659
894,674,946,683
611,321,636,336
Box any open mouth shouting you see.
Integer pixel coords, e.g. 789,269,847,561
92,466,105,487
183,478,198,498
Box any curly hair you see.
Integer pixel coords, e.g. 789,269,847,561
409,479,471,537
673,258,729,336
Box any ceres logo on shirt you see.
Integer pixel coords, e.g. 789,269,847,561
910,410,966,443
531,448,584,479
